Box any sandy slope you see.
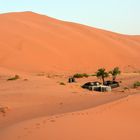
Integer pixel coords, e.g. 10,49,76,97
0,71,136,129
0,91,140,140
0,12,140,73
45,94,140,140
0,70,140,140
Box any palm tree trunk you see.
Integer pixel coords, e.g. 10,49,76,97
102,76,105,84
113,76,116,81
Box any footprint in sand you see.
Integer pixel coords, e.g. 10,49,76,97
71,113,75,115
76,113,79,115
81,113,85,115
86,112,89,115
59,102,63,105
36,123,41,126
42,120,46,124
95,111,99,114
36,126,40,129
73,112,89,116
47,117,54,121
24,127,28,130
27,130,32,134
50,119,56,122
34,123,41,129
17,136,21,139
78,113,84,115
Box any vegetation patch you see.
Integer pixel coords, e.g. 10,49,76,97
133,81,140,88
95,67,121,84
7,75,20,81
73,73,89,78
0,106,8,114
59,82,66,85
96,68,109,84
124,87,129,90
90,74,96,76
36,72,45,76
109,67,121,81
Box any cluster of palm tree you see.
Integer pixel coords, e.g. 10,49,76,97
96,67,121,84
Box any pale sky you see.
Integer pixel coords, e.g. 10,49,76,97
0,0,140,35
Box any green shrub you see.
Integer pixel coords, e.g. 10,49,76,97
7,75,20,81
60,82,66,85
133,81,140,88
91,74,96,76
124,87,129,90
73,73,89,78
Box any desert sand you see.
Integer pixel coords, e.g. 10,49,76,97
0,12,140,140
1,93,140,140
0,12,140,73
0,69,140,140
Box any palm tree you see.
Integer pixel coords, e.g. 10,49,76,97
96,68,109,84
109,67,121,81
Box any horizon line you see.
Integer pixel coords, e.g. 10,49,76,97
0,10,140,36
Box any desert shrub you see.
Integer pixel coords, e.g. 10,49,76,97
124,87,129,90
59,82,66,85
36,72,45,76
7,75,20,81
0,106,8,114
73,73,89,78
133,81,140,88
91,74,96,76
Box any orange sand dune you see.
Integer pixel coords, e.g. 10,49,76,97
0,11,140,73
1,93,140,140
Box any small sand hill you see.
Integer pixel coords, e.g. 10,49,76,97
0,11,140,73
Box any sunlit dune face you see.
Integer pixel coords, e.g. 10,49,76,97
0,12,140,73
